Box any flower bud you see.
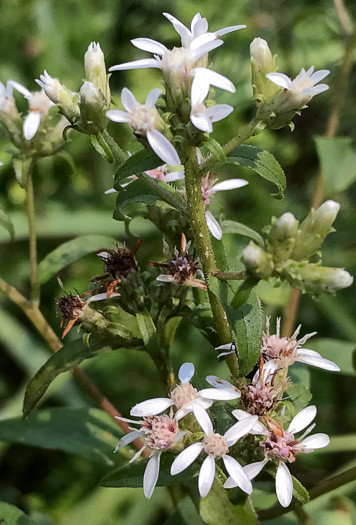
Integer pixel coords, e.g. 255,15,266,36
242,241,274,279
36,71,80,123
84,42,110,105
79,81,107,133
281,261,353,294
250,38,278,104
267,212,299,262
292,200,340,260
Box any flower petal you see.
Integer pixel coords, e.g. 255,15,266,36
164,171,184,182
199,455,216,497
131,38,168,55
222,455,252,494
299,433,330,450
310,69,330,84
170,442,203,475
296,351,340,372
205,375,235,390
191,73,210,107
23,112,41,140
205,211,222,240
145,88,162,110
121,87,139,113
86,292,119,303
106,110,130,123
192,68,236,93
193,403,213,435
156,274,176,283
232,409,268,435
243,459,269,480
147,129,181,166
224,415,258,446
215,25,246,37
212,178,248,192
191,39,224,62
190,113,213,133
204,104,234,123
144,452,161,499
130,397,173,417
178,362,195,384
8,80,32,98
114,430,142,451
162,12,192,48
288,405,317,434
109,58,160,72
276,462,293,508
191,14,208,37
266,72,292,90
198,388,240,401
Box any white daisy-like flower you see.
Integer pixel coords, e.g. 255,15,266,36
130,362,240,421
115,413,185,499
170,404,257,497
190,68,235,133
8,80,54,140
163,12,246,49
106,88,180,167
261,317,340,372
266,66,329,105
226,406,330,507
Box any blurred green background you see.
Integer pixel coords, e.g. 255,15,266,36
0,0,355,523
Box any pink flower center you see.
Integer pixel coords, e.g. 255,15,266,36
203,433,228,458
141,415,178,451
146,167,166,181
170,382,198,409
201,172,218,205
260,430,298,463
241,384,278,416
261,334,297,360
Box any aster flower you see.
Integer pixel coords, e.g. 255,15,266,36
261,317,340,372
115,413,185,499
106,88,180,166
130,362,240,421
266,66,329,106
171,404,257,497
226,406,329,507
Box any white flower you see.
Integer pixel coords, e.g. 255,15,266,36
262,317,340,372
130,362,240,421
0,81,14,107
163,12,246,49
190,68,235,133
266,66,329,105
106,88,180,166
226,406,330,507
115,413,185,499
170,405,257,497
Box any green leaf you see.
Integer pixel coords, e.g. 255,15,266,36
164,497,205,525
306,338,356,376
222,220,264,247
227,145,286,198
136,309,158,354
0,407,120,465
203,137,226,165
286,384,312,414
23,339,112,416
292,475,310,505
101,453,200,488
12,157,32,187
37,235,117,285
91,134,114,163
0,501,37,524
0,208,15,240
315,137,356,194
114,148,162,183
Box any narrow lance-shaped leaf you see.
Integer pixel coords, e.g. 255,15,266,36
226,144,286,198
114,147,162,183
222,220,264,247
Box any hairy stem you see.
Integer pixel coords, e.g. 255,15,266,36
214,271,246,281
25,163,40,307
0,276,148,455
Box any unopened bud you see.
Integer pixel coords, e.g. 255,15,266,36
250,38,278,104
84,42,110,104
267,212,299,262
36,71,80,123
293,200,340,260
281,261,353,294
79,81,107,133
242,242,274,279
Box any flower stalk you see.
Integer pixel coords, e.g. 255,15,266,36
24,161,40,306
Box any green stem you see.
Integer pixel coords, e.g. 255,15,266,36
101,129,127,163
184,148,238,376
25,162,40,307
214,271,246,281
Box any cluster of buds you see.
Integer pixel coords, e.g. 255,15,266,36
0,80,67,159
250,37,330,130
241,200,353,294
37,42,110,135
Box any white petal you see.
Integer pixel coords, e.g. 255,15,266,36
215,25,246,37
205,211,222,240
266,72,292,90
190,33,218,52
130,397,173,417
199,455,216,497
86,292,119,303
114,430,141,451
192,14,208,36
310,84,329,94
224,416,258,446
223,476,237,489
288,406,317,434
23,112,41,140
223,455,252,494
162,12,191,48
121,88,139,113
146,129,181,166
8,80,32,98
190,113,212,133
145,88,162,110
191,39,224,62
212,179,248,192
204,104,234,123
164,171,184,182
193,403,213,435
205,375,235,390
198,388,240,401
131,38,168,55
105,188,117,194
191,73,209,107
243,459,269,480
178,362,195,384
217,350,236,357
192,68,236,93
276,462,293,508
109,58,161,72
106,110,130,123
299,433,330,450
156,275,175,283
232,409,268,435
170,442,203,475
310,69,330,83
144,452,161,499
214,344,233,351
296,352,340,372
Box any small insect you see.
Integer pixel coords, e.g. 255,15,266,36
215,340,239,359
